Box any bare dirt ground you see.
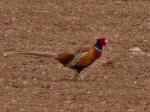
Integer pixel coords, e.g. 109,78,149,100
0,0,150,112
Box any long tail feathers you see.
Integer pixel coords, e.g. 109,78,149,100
3,51,57,58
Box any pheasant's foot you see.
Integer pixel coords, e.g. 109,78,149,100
73,70,79,80
78,74,84,81
73,70,84,81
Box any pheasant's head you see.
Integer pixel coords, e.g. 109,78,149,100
95,37,108,50
99,37,108,46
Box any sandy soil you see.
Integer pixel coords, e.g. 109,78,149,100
0,0,150,112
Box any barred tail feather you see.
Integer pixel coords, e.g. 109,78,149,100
3,51,57,58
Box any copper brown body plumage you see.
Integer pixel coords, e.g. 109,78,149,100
4,37,108,80
57,47,101,73
56,38,107,74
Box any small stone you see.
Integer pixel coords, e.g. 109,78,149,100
44,108,47,111
20,108,24,111
69,40,76,44
5,86,9,89
87,91,91,94
23,81,28,84
4,34,8,37
11,17,16,21
130,55,133,58
142,21,150,29
114,33,119,38
143,40,147,42
58,64,63,69
28,30,32,33
39,65,44,68
3,53,8,57
104,76,108,79
147,54,150,56
12,99,17,103
19,67,25,71
128,108,136,112
101,101,106,104
102,27,106,30
58,42,61,45
65,100,71,104
33,78,37,81
42,71,46,75
129,47,142,52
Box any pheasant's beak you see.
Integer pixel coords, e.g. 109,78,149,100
105,39,108,43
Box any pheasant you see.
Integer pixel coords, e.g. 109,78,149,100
4,37,108,80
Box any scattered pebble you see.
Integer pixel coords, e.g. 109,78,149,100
104,76,108,79
12,99,17,103
101,101,106,104
132,52,145,55
11,17,16,21
19,67,25,71
27,30,32,33
87,91,91,94
39,65,44,68
0,78,4,83
142,21,150,30
65,100,71,104
128,108,136,112
129,47,142,52
20,108,24,111
58,42,61,45
69,40,76,44
147,54,150,57
4,34,8,37
55,93,61,95
102,27,106,31
129,47,150,57
44,107,48,111
130,55,133,58
22,81,28,84
5,86,10,89
42,71,46,75
58,64,63,69
58,109,65,112
114,33,119,38
143,40,147,42
33,78,37,81
129,47,146,55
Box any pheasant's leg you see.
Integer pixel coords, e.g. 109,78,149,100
73,70,79,80
73,70,84,81
78,74,84,81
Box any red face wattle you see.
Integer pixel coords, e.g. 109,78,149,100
100,37,107,46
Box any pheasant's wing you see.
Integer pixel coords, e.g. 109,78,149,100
65,51,89,67
66,47,98,68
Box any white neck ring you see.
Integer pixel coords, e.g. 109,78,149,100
95,47,102,52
